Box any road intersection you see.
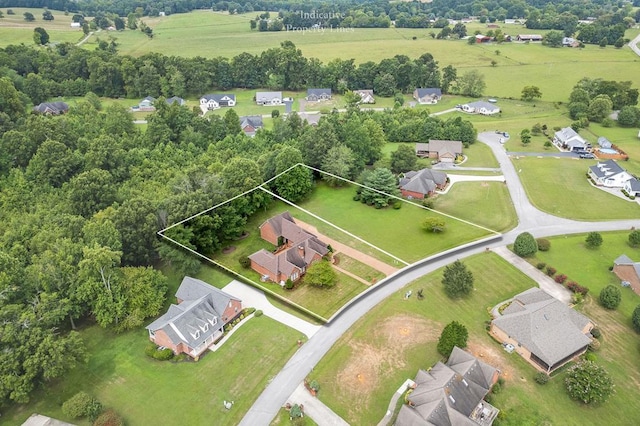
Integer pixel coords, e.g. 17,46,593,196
239,132,638,425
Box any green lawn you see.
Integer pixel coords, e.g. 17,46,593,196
4,316,300,425
432,181,517,232
0,8,87,46
335,253,386,284
515,156,640,220
461,140,500,167
297,181,494,263
310,253,537,425
311,250,640,425
98,11,640,102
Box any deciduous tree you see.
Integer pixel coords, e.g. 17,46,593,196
303,259,337,288
565,361,614,404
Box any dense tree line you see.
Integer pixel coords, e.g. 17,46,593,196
0,40,479,405
0,42,456,101
567,78,640,127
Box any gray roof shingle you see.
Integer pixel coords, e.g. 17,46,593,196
492,288,591,367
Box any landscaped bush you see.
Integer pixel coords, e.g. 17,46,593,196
588,339,601,352
599,285,621,309
567,281,589,295
437,321,468,356
591,327,601,339
255,309,263,317
422,199,434,209
534,372,549,385
585,232,603,249
93,409,125,426
536,238,551,251
629,230,640,248
239,256,251,268
393,201,402,209
145,343,158,358
545,266,556,276
244,307,256,315
62,391,103,420
513,232,537,257
153,348,175,361
632,305,640,333
285,278,294,290
536,262,546,270
554,274,568,284
584,352,598,362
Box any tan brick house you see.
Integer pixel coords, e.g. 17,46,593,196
145,277,242,359
399,168,448,199
491,288,594,373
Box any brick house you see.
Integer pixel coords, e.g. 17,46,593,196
490,288,594,373
415,140,463,163
399,168,448,199
412,88,442,104
145,277,242,359
613,254,640,296
249,212,329,285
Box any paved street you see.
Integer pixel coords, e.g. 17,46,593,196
240,132,639,425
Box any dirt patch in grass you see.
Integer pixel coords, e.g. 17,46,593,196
222,246,236,254
466,340,518,382
334,314,441,419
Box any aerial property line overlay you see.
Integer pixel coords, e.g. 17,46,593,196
158,163,502,322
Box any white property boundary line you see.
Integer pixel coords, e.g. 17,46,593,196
157,163,503,322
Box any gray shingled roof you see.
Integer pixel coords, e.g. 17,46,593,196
166,96,185,105
415,88,442,98
614,254,640,278
201,93,236,102
240,115,263,130
626,178,640,192
554,127,585,145
146,277,241,349
492,288,591,367
397,347,497,426
428,140,463,157
33,102,69,114
256,91,282,102
588,159,626,179
400,168,447,195
306,88,332,97
466,101,500,112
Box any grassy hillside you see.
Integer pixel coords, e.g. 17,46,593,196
0,7,87,45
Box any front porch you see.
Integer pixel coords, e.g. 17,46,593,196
189,329,223,358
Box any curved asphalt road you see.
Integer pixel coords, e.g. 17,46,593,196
240,132,639,425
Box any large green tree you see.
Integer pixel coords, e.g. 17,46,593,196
513,232,537,257
565,361,614,404
359,168,399,208
442,260,474,298
390,145,417,174
303,259,337,288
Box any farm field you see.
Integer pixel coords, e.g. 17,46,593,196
4,10,639,102
515,156,640,220
310,250,640,426
104,11,640,102
0,7,86,45
4,315,300,426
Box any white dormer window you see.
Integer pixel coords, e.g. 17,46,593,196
199,323,209,332
208,316,218,326
190,330,200,340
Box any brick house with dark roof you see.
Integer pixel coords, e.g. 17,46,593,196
33,101,69,115
249,212,329,284
397,346,500,426
399,168,448,199
490,288,594,373
413,88,442,104
145,277,242,359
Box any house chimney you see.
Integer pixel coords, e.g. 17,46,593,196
298,245,305,258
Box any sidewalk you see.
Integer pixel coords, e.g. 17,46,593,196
286,382,349,426
221,280,321,338
377,379,414,426
492,246,572,304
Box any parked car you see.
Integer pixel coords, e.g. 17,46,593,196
579,153,595,159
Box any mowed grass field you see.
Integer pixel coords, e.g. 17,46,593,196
100,11,640,102
4,316,300,425
311,249,640,425
0,7,86,45
515,156,640,220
